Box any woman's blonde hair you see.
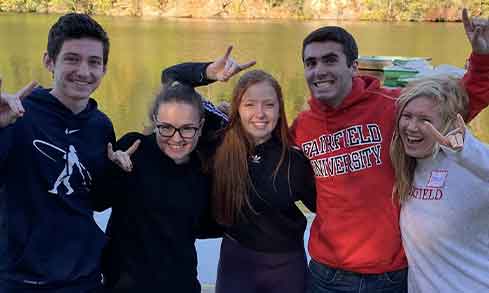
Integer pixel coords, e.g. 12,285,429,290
390,76,469,202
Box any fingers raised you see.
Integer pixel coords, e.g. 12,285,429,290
17,81,38,100
223,45,233,61
421,121,449,146
239,60,256,71
456,113,466,130
462,8,473,33
126,139,141,156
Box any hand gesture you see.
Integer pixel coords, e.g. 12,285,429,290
205,46,256,81
107,139,141,172
421,114,466,151
0,78,38,128
462,8,489,54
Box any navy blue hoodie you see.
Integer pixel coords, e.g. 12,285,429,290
0,87,115,287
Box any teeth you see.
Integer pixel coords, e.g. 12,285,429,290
252,122,267,128
314,81,333,88
168,144,185,150
73,81,89,86
407,136,423,143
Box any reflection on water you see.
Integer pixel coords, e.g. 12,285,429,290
1,13,488,142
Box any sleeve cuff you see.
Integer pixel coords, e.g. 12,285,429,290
468,52,489,72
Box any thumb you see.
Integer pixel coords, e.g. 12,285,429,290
239,60,257,71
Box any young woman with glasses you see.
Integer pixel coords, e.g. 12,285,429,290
96,81,216,292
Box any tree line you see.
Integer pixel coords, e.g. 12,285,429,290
1,0,489,20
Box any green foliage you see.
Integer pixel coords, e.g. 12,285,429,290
0,0,47,12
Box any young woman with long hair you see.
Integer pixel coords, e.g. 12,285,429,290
390,76,489,292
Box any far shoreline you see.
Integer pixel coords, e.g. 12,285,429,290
0,10,468,23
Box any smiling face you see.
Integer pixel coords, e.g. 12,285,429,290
154,101,202,164
399,96,443,159
238,81,280,145
303,41,356,108
44,38,106,108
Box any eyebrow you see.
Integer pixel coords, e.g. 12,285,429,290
62,52,102,60
402,110,435,118
156,122,199,128
321,53,340,60
304,52,339,62
62,52,80,58
243,97,276,101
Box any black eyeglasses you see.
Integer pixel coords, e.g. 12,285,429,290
154,121,201,139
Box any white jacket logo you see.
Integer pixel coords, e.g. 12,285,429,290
33,140,92,195
301,124,383,178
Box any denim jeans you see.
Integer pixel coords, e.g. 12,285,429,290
306,259,407,293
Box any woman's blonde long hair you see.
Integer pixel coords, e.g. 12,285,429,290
390,76,468,202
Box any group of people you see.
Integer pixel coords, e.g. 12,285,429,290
0,8,488,293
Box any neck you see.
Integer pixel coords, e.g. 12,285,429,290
50,90,89,114
173,156,190,165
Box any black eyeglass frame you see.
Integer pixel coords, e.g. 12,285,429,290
153,115,203,139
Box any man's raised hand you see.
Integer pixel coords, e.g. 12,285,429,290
462,8,489,55
0,78,38,128
107,139,141,172
205,46,256,82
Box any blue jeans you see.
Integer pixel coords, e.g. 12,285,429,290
306,259,407,293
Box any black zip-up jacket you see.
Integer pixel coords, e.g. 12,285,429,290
228,137,316,252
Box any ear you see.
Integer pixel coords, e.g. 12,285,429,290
43,52,54,73
350,60,359,75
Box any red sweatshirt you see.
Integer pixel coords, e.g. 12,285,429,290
291,53,489,274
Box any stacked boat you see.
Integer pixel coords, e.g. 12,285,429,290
358,56,465,87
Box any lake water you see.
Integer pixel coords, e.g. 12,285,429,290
1,13,488,141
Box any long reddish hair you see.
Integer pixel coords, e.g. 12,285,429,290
212,70,291,226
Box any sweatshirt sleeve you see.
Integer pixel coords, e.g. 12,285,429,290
441,130,489,182
0,125,13,171
161,62,217,87
290,148,316,212
462,53,489,122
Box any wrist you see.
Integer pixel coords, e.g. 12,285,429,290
203,62,216,81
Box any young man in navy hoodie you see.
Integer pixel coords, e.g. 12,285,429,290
0,13,114,292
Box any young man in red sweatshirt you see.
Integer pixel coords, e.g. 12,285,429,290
291,9,489,293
